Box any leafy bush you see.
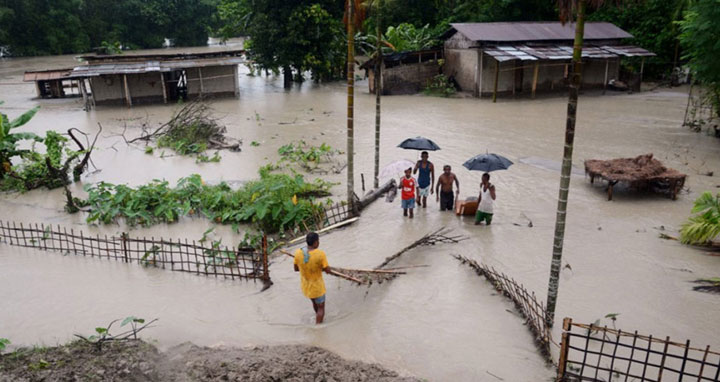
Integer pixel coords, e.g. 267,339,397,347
83,168,333,233
680,191,720,245
277,141,339,171
424,74,456,97
0,103,40,179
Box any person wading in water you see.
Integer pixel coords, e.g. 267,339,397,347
475,173,496,225
399,167,417,218
435,165,459,211
413,151,434,209
293,232,331,324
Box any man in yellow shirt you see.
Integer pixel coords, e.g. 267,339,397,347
294,232,331,324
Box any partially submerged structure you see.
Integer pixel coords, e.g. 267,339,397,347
584,154,686,200
23,68,86,99
442,22,655,100
361,48,443,95
24,50,244,108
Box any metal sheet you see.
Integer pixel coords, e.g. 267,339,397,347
23,69,78,81
484,44,654,62
450,22,632,43
71,57,245,77
601,45,656,57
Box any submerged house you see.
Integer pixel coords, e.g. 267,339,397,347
442,22,655,99
361,48,443,95
23,50,244,108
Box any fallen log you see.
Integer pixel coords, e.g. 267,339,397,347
358,179,396,211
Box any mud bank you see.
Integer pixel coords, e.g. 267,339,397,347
0,340,420,382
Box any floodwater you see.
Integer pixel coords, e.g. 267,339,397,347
1,48,720,381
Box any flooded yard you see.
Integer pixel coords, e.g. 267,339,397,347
1,50,719,381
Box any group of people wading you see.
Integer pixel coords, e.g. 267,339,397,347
294,152,497,325
399,151,496,225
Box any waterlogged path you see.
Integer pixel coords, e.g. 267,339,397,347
1,49,719,381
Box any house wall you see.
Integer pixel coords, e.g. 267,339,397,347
127,72,164,103
186,65,236,97
381,60,440,95
479,54,515,95
91,75,125,104
443,49,478,92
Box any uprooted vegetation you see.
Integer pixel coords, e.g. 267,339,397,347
0,105,97,201
82,166,333,233
129,100,240,160
277,140,345,173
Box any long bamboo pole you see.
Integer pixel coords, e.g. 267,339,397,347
373,0,382,189
546,0,586,327
346,0,356,209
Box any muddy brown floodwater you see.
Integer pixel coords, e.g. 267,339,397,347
1,47,720,381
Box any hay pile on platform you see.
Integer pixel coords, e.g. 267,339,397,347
584,154,686,200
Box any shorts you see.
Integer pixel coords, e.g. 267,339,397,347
311,294,326,304
418,186,430,197
475,211,493,224
440,191,454,211
401,198,416,209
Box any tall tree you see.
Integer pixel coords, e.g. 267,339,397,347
679,0,720,119
343,0,366,209
546,0,631,327
374,0,382,189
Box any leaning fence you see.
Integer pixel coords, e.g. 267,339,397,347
0,220,270,283
452,254,552,357
557,318,720,382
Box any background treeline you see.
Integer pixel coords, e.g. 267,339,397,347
0,0,219,56
0,0,706,82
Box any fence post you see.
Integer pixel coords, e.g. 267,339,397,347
121,232,129,263
557,317,572,382
261,234,272,288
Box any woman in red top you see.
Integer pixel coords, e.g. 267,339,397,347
399,168,417,218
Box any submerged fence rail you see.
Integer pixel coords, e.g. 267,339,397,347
0,220,270,282
558,318,720,382
452,254,552,357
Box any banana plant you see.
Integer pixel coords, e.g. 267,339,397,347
680,191,720,245
0,102,41,178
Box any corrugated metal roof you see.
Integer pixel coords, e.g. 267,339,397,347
78,49,245,62
71,56,245,77
450,22,632,43
483,44,654,62
23,68,80,81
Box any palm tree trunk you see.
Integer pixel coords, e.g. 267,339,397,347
546,0,586,327
373,0,382,189
346,0,356,209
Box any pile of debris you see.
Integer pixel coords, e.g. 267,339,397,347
584,153,686,200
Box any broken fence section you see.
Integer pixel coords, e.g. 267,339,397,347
0,221,270,283
452,254,552,358
558,318,720,382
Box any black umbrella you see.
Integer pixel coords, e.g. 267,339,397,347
463,153,513,172
397,136,441,151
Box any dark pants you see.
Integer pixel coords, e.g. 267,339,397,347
440,191,454,211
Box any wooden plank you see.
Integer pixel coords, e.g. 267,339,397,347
198,68,204,96
531,61,539,99
492,59,499,103
160,73,167,104
603,59,609,95
123,74,132,107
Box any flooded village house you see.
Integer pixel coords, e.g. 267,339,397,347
23,50,244,107
442,22,655,99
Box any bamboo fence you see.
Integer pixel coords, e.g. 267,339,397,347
557,318,720,382
0,220,269,283
452,254,552,357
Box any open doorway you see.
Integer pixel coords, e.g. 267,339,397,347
164,70,188,101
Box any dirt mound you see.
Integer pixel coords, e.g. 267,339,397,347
0,341,420,382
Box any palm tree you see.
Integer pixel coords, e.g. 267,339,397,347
546,0,628,327
344,1,366,210
680,191,720,245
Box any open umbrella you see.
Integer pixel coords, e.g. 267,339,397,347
463,153,513,172
379,159,415,179
397,136,441,151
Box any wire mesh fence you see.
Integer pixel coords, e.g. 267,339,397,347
558,318,720,381
0,220,269,282
452,254,551,357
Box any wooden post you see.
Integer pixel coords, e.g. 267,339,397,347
492,59,499,103
474,49,482,98
531,61,540,99
198,68,204,96
478,49,483,98
603,59,609,95
121,232,129,263
80,79,88,109
261,234,271,286
639,57,645,92
512,62,517,96
557,317,572,381
123,74,132,107
233,65,240,97
160,73,167,104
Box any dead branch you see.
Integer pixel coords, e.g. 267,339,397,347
279,249,402,286
375,227,467,270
